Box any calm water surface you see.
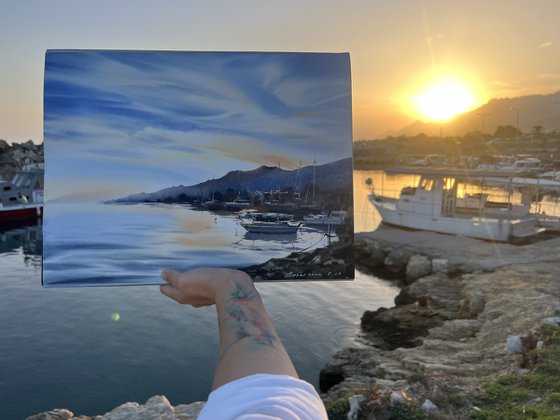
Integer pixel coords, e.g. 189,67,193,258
1,171,399,419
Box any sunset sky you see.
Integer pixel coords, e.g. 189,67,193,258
1,0,559,142
44,51,352,198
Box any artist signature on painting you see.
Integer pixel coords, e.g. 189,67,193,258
264,271,344,279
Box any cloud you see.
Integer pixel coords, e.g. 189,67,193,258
539,41,553,48
44,51,353,198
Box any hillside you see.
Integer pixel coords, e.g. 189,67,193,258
398,91,560,137
112,158,353,203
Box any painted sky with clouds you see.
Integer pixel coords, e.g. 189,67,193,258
44,51,352,201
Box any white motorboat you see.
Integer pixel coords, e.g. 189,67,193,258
367,167,544,243
0,164,44,225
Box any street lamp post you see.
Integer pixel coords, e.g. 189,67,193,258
510,107,520,143
477,112,491,135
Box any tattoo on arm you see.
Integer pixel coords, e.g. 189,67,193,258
224,282,277,348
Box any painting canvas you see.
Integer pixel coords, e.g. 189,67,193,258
42,50,354,287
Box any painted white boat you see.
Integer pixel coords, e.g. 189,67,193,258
367,167,544,242
303,210,349,226
240,212,301,234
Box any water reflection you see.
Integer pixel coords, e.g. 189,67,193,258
0,225,43,265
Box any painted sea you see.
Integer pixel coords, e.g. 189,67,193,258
0,171,397,419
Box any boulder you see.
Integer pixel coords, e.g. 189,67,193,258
173,402,205,419
384,248,412,275
422,399,438,413
505,335,523,354
428,319,481,341
431,258,449,274
542,317,560,326
458,288,486,319
26,409,75,420
102,395,174,419
0,139,9,152
406,255,431,283
319,363,346,393
347,394,365,420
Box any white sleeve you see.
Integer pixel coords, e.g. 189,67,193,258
198,373,328,419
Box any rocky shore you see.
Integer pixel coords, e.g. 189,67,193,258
320,225,560,418
0,139,43,180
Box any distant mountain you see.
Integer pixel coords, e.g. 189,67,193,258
397,91,560,137
112,158,352,203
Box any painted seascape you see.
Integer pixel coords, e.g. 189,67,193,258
42,50,354,286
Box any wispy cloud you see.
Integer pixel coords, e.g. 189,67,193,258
44,51,352,199
539,41,553,48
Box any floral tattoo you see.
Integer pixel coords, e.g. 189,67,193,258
224,282,276,348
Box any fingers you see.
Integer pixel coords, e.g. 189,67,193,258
161,268,182,287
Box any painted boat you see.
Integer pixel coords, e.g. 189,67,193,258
240,212,301,234
303,210,348,226
367,167,544,242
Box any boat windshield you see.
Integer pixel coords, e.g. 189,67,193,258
12,173,33,188
419,178,435,191
443,177,456,191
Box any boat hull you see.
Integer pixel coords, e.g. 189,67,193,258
241,222,301,234
369,195,541,242
0,204,43,224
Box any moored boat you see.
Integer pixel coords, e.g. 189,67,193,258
0,164,44,225
240,212,301,234
303,210,349,226
367,167,544,243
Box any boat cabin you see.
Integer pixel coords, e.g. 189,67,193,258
0,168,44,207
396,173,530,219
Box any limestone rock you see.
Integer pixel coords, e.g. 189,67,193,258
0,139,9,152
431,258,448,274
407,273,463,317
347,394,365,420
505,335,523,354
101,396,173,419
542,316,560,326
28,399,205,420
384,248,412,275
428,319,481,341
406,255,431,283
389,391,404,406
172,402,205,419
422,399,437,413
26,409,74,420
458,288,486,319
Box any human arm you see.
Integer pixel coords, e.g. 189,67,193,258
159,267,298,390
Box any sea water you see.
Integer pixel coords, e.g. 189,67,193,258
0,171,399,419
43,202,336,286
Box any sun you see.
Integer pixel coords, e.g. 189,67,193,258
413,79,477,121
